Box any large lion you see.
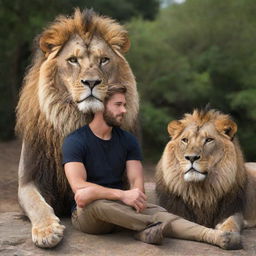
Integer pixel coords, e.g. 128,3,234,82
155,109,256,248
16,9,138,248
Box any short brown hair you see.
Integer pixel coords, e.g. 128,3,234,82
104,84,127,103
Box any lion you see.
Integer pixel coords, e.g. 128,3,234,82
155,109,256,249
15,9,139,248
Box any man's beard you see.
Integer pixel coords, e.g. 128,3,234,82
103,110,123,127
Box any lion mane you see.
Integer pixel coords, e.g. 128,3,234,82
16,9,138,217
155,109,250,228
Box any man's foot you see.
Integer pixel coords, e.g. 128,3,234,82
134,222,164,245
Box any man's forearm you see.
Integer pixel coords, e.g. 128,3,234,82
74,182,124,208
74,181,147,213
130,179,145,193
126,160,145,193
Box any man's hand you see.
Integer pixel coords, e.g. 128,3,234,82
120,188,147,213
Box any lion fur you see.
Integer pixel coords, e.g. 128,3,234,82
155,109,249,228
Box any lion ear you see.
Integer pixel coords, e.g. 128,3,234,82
111,35,131,54
112,41,130,54
39,31,64,57
39,33,55,54
167,120,184,138
215,118,237,139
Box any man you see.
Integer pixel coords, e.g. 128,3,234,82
62,84,238,247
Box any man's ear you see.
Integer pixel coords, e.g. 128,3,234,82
215,118,237,139
167,120,184,139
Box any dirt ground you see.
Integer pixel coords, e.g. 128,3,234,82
0,140,22,213
1,140,256,255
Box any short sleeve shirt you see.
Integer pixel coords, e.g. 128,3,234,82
62,125,142,189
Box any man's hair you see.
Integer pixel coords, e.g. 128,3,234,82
104,84,127,103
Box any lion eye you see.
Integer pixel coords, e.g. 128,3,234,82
100,57,110,65
181,138,188,143
67,56,78,64
205,138,214,143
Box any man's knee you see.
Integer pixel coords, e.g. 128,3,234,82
73,202,115,234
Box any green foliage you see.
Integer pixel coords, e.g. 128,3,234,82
140,103,171,161
127,0,256,160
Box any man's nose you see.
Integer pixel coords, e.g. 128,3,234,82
122,106,127,113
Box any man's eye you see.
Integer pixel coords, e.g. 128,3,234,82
100,57,110,65
67,57,78,64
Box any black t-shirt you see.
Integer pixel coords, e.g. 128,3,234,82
62,125,142,190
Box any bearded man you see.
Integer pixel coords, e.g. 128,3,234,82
62,84,240,248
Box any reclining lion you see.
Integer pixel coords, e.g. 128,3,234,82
155,109,256,248
16,9,138,248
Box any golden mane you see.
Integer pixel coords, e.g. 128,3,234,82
39,9,130,55
16,9,134,140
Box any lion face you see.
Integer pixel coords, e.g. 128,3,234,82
31,9,138,133
56,34,119,113
17,9,138,142
173,123,224,182
167,110,238,183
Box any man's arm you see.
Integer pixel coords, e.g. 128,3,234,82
65,162,123,207
64,162,147,212
126,160,145,193
126,160,147,211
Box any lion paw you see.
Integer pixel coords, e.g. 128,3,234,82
32,220,65,248
217,223,239,233
218,232,242,250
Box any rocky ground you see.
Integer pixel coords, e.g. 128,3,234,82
1,140,256,256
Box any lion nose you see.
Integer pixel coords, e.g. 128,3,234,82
81,79,102,89
185,155,200,163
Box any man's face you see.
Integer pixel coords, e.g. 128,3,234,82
103,93,127,127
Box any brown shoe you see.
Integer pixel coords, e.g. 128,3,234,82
134,222,164,245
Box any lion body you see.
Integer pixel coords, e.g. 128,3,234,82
16,9,138,247
156,110,256,229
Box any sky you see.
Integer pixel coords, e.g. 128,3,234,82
161,0,186,8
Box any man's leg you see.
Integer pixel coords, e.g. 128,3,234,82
71,199,154,234
72,200,241,249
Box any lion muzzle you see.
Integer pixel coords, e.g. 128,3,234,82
185,154,200,163
81,79,102,89
184,167,208,182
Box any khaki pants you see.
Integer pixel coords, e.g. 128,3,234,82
71,199,225,245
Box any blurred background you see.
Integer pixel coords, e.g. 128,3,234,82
0,0,256,162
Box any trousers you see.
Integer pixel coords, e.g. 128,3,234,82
71,199,224,245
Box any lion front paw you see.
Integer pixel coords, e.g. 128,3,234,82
216,215,242,233
218,232,242,250
32,219,65,248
